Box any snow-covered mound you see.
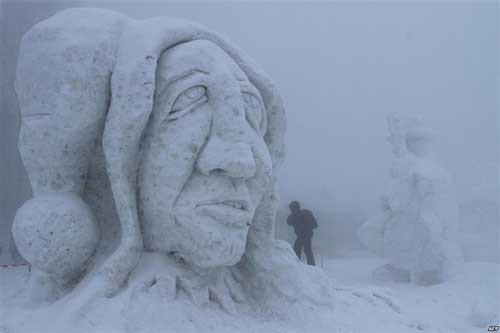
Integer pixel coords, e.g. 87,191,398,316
1,256,497,332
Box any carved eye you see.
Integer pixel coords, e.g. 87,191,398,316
243,93,260,109
243,93,262,132
169,85,207,120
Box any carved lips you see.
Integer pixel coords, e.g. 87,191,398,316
196,198,252,228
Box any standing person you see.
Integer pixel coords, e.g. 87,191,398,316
287,201,318,266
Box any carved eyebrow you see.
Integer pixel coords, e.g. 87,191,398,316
165,69,208,89
22,113,52,118
240,84,267,133
240,82,263,103
239,79,253,90
155,69,209,100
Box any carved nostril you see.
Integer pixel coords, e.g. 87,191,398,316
197,137,256,178
210,168,226,176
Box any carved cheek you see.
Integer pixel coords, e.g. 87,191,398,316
139,103,212,224
253,136,273,175
246,138,273,206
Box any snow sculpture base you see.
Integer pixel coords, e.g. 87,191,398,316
372,264,410,283
6,243,333,333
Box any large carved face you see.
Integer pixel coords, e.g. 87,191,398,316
138,40,273,269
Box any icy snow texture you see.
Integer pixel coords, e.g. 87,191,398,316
12,7,333,327
12,192,99,287
358,113,463,285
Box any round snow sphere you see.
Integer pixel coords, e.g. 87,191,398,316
12,192,99,281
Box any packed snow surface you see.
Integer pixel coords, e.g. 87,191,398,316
1,256,497,333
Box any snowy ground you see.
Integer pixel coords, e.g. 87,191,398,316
325,257,499,332
1,256,498,333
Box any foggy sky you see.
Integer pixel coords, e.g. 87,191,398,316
1,1,498,258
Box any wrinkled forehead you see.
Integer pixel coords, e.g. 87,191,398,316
156,39,249,91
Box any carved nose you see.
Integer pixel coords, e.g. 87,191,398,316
197,137,256,178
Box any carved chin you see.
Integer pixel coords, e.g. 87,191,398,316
187,231,248,269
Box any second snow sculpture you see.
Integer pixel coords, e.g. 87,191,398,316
358,114,463,285
12,8,332,319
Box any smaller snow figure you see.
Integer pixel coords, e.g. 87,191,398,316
358,113,463,285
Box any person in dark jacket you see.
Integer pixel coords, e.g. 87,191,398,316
287,201,317,266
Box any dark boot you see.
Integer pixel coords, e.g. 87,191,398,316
293,238,303,260
303,236,315,266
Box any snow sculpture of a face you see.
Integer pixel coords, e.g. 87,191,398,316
139,40,272,268
13,10,336,312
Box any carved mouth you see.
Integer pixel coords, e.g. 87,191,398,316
196,199,252,227
197,198,250,211
217,200,247,211
22,113,52,118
